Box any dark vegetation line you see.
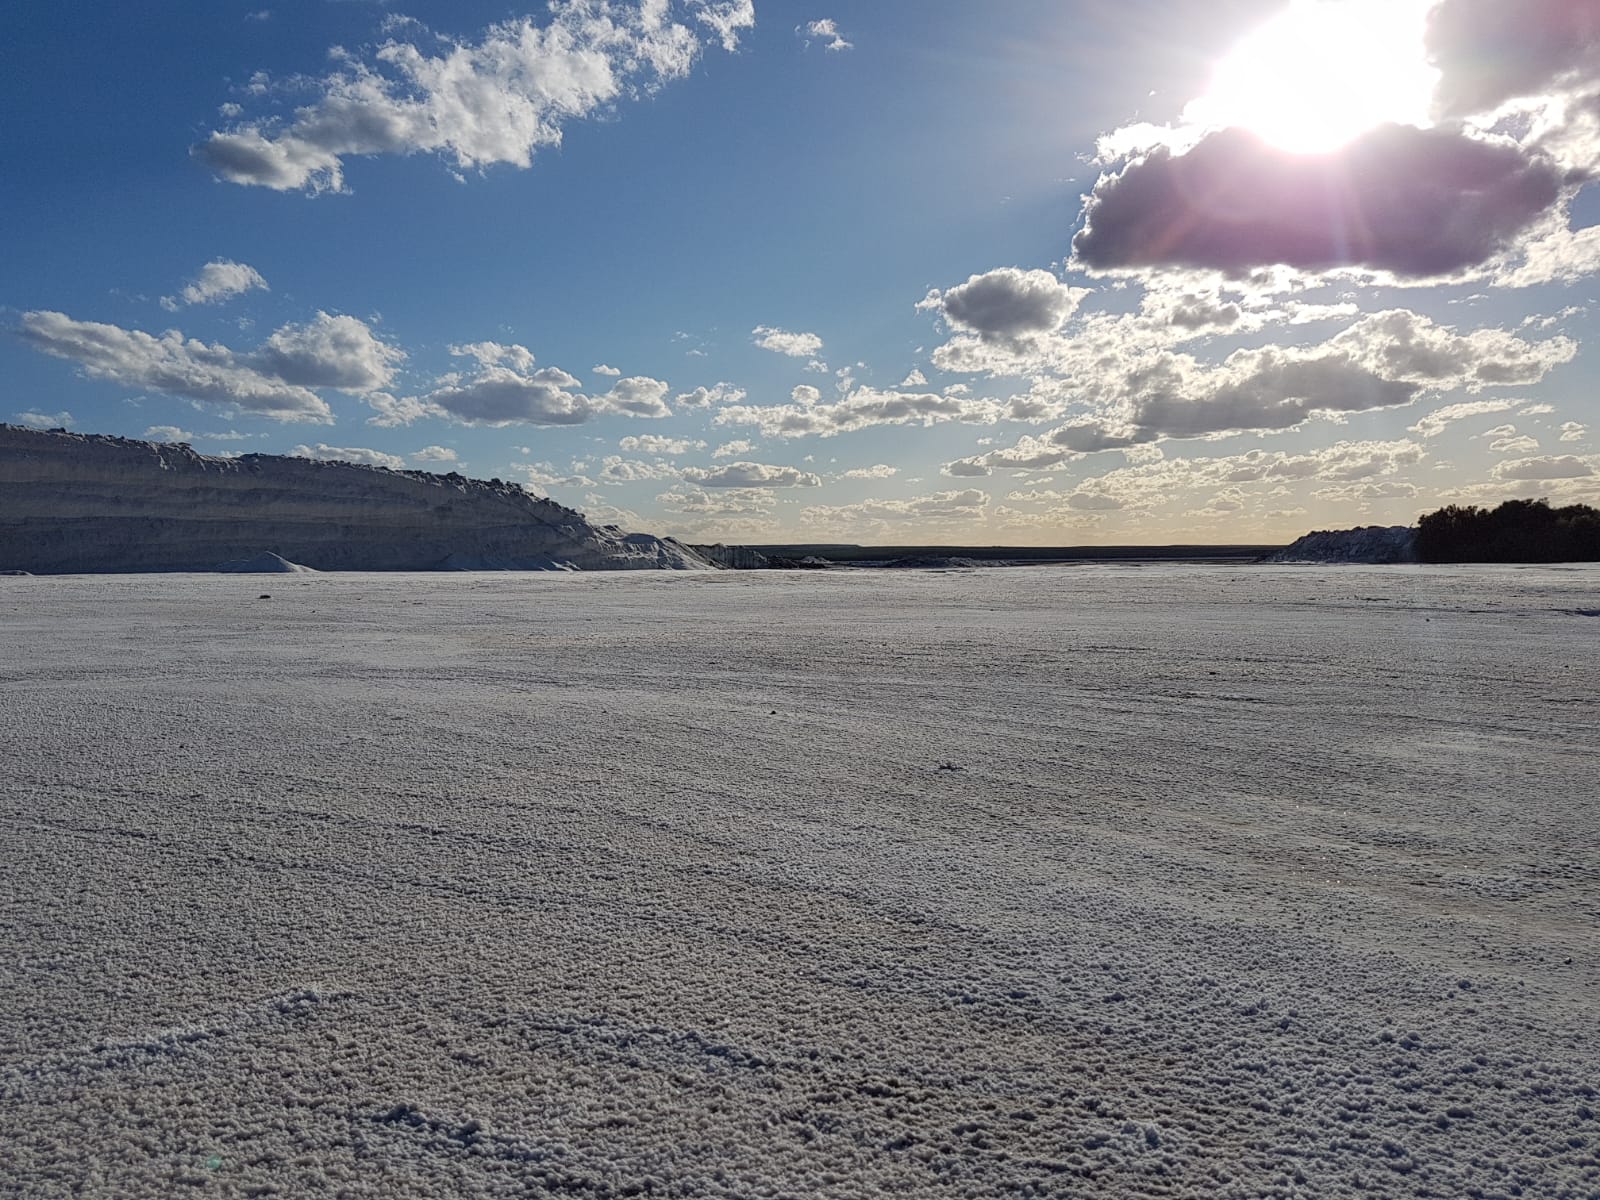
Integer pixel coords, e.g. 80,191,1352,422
1417,498,1600,563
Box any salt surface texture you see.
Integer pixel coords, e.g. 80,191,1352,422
2,565,1596,1198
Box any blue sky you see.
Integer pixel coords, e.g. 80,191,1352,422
4,0,1597,543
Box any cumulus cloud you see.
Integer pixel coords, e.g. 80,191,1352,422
674,382,746,409
591,363,622,377
453,341,537,372
752,325,824,358
195,1,754,193
717,385,1002,439
1408,398,1518,437
407,350,671,426
990,440,1429,522
412,444,458,463
800,19,852,52
800,488,990,530
1561,421,1589,442
919,268,1088,348
598,376,672,419
17,311,334,422
291,442,407,469
143,425,195,442
1490,433,1541,454
255,312,403,391
842,464,898,479
938,308,1573,462
598,456,679,483
13,410,74,430
1074,125,1564,280
712,438,754,459
619,434,704,456
656,486,776,515
682,461,822,488
1492,454,1594,480
421,367,588,427
163,259,269,311
519,461,596,489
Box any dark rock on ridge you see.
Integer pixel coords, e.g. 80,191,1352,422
0,425,711,574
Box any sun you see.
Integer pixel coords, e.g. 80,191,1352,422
1184,0,1439,154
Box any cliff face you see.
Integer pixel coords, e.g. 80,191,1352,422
0,425,711,573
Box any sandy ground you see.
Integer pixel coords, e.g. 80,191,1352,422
1,565,1597,1199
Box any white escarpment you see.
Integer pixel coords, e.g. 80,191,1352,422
0,425,710,573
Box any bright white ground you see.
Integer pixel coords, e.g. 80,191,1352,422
1,565,1596,1199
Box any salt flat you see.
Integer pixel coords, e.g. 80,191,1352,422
1,565,1597,1199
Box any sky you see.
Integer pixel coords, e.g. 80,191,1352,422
4,0,1599,545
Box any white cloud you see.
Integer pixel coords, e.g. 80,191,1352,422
420,368,588,427
599,456,679,483
674,382,746,409
717,385,1003,439
936,308,1575,453
591,364,622,377
752,325,824,358
365,392,437,428
1492,455,1595,480
919,268,1089,349
656,486,776,516
800,18,853,52
1408,399,1517,438
13,410,74,430
790,384,822,406
988,441,1430,527
1489,434,1541,454
598,376,672,419
712,439,754,459
412,445,458,463
18,311,334,422
403,344,589,426
291,442,407,470
800,488,990,531
619,434,705,455
452,342,537,372
842,464,898,480
162,259,269,311
143,425,194,442
1560,422,1588,442
255,312,403,392
195,1,755,192
413,346,673,427
900,368,927,387
682,461,822,488
519,461,596,489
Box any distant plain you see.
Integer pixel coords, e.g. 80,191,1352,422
2,565,1597,1198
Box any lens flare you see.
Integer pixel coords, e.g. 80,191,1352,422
1185,0,1439,154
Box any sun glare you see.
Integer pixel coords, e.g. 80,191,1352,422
1185,0,1439,154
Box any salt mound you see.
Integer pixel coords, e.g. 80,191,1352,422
1267,526,1417,564
215,552,317,574
0,425,715,574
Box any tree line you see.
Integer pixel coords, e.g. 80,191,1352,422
1416,498,1600,562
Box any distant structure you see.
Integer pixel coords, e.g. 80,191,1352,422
0,425,712,574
